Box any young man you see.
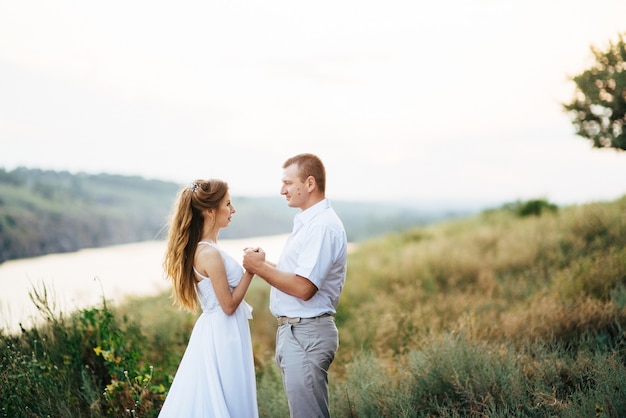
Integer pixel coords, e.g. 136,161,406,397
243,153,347,418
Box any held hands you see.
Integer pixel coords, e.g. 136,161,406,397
242,247,266,274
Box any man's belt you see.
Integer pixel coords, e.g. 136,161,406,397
276,313,334,326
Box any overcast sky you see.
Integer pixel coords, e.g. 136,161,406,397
1,0,625,208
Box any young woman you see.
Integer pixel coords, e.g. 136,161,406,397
159,179,258,418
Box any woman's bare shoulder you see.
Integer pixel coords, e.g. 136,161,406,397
195,244,225,277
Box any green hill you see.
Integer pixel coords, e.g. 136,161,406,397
0,167,468,263
1,195,625,416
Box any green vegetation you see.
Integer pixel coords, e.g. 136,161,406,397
563,31,626,151
2,196,625,417
0,168,180,263
497,198,559,217
0,167,448,264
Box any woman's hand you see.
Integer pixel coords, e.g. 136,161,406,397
242,247,265,274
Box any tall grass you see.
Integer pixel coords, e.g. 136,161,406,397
2,197,625,417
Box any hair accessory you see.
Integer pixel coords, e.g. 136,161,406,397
190,182,199,193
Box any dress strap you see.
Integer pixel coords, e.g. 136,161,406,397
193,266,210,281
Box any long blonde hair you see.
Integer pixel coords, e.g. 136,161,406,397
163,179,228,312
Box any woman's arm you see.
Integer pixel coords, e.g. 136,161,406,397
196,246,254,315
243,249,317,300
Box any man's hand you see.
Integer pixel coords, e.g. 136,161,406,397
243,247,265,274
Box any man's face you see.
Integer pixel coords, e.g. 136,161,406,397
280,164,308,209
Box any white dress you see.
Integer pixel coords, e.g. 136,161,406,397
158,242,258,418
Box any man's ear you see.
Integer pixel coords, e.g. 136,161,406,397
306,175,316,192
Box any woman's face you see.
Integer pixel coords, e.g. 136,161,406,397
215,191,235,228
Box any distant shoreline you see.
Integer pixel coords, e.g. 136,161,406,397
0,234,357,334
0,234,291,334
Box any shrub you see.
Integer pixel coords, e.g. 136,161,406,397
0,283,167,417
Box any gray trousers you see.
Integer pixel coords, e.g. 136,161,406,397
275,316,339,418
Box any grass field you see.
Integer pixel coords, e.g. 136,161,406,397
2,197,625,417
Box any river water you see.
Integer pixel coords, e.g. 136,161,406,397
0,235,289,334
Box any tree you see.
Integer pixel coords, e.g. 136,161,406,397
563,32,626,151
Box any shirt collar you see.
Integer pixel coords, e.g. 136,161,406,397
293,198,330,229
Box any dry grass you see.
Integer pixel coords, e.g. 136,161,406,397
5,196,626,417
336,196,626,362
